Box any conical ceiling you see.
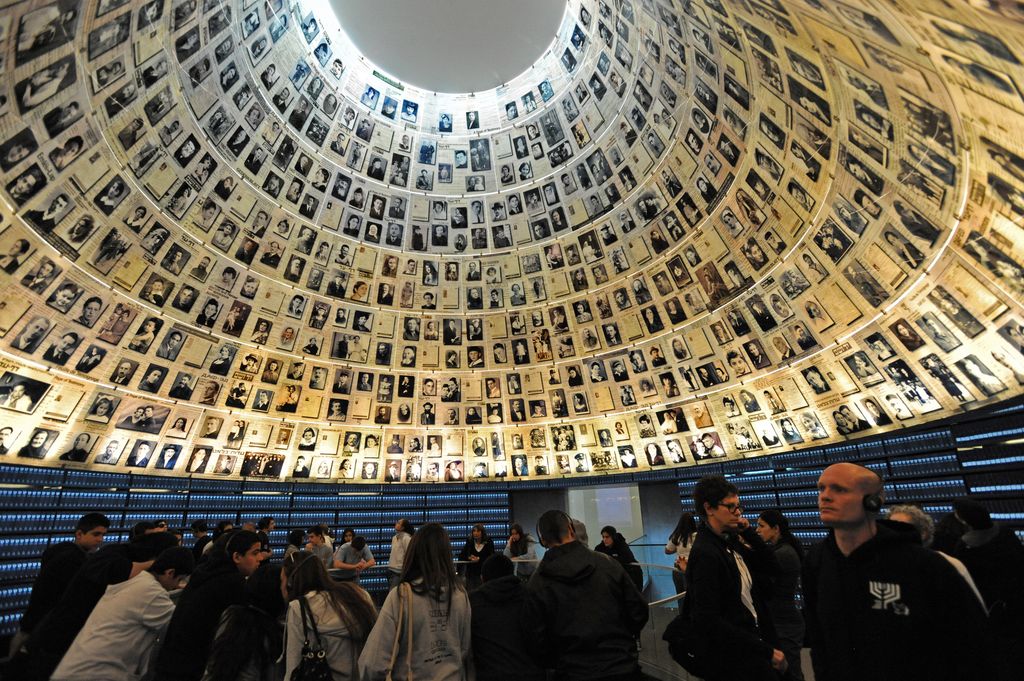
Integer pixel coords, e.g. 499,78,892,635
0,0,1022,482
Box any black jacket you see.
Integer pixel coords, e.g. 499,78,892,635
191,535,212,563
685,523,778,680
154,554,246,681
523,540,648,680
20,541,86,632
954,526,1024,638
23,544,134,681
803,520,992,681
457,538,495,588
469,574,544,681
595,535,644,593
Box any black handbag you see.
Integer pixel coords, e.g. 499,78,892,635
662,594,711,678
290,596,333,681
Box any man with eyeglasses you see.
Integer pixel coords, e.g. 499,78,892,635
681,475,786,680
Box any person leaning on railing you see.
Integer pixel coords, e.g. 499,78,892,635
665,513,698,594
457,523,495,590
503,523,538,580
596,525,644,593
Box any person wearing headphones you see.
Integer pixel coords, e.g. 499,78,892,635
522,510,648,680
803,463,991,681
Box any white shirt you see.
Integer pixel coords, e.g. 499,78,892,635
731,548,758,622
665,532,696,560
390,531,412,573
52,571,175,681
0,393,33,411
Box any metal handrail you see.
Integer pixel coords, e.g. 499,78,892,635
346,560,686,609
648,590,685,607
327,556,681,570
632,561,682,571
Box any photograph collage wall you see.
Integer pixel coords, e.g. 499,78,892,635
0,0,1022,484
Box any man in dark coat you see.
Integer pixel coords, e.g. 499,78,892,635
523,510,648,681
469,555,544,681
952,498,1024,680
154,530,262,681
189,520,211,562
804,463,991,681
685,475,784,681
11,514,110,657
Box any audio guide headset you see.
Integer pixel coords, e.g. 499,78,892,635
536,510,574,548
862,492,883,513
862,467,885,513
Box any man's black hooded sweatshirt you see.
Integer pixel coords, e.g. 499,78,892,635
803,519,991,681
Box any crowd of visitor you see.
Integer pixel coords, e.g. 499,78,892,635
2,461,1022,681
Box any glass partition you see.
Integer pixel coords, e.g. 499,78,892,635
632,541,682,603
637,563,691,681
568,485,645,549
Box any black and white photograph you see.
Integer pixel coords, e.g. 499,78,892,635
15,0,81,66
114,400,171,434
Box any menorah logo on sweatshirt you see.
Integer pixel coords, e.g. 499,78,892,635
869,581,910,616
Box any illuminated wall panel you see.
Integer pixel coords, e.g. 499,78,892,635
0,0,1021,484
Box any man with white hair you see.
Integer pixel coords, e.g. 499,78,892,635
886,504,984,606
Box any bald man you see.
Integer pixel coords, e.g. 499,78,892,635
803,463,991,681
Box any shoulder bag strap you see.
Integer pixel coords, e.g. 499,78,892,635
299,595,324,650
403,583,414,681
298,594,312,644
350,628,359,681
385,582,406,681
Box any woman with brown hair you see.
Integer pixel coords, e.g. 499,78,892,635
503,523,538,579
359,523,471,681
457,523,495,590
282,550,377,680
665,513,698,594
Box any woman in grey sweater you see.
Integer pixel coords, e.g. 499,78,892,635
359,523,472,681
503,523,538,579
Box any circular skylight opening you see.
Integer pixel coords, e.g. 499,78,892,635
329,0,568,93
